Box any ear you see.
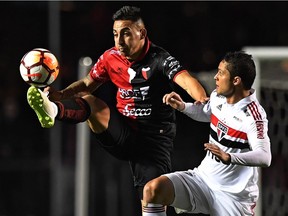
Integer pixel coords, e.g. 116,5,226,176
140,28,147,39
233,76,241,86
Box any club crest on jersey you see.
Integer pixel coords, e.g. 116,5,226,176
217,121,228,141
141,67,150,80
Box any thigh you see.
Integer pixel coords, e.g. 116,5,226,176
211,192,255,216
130,123,176,196
164,170,210,215
165,170,255,216
93,105,135,160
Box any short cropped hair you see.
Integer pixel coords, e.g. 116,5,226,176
112,6,143,22
223,51,256,90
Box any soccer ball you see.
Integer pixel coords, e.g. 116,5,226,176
20,48,59,88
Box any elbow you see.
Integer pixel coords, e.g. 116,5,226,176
260,161,270,168
260,154,272,168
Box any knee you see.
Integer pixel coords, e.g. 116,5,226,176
82,95,110,133
143,176,174,205
143,179,160,203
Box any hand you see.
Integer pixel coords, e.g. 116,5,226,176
194,97,210,105
204,143,231,164
162,91,185,111
44,86,63,101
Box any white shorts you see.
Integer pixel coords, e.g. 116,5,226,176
164,169,256,216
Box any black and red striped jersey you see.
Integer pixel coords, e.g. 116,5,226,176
89,38,185,123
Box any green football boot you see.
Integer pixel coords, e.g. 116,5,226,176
27,86,56,128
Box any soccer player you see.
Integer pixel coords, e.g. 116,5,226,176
142,51,272,216
26,5,207,215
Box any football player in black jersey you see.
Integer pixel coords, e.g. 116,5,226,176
27,5,208,215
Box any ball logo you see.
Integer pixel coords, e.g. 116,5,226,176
24,72,43,78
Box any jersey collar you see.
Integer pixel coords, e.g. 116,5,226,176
226,88,257,109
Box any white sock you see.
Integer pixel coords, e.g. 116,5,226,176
142,203,166,216
51,102,58,118
41,89,58,118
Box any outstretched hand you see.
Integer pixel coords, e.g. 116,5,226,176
44,86,63,101
204,143,231,164
163,91,185,111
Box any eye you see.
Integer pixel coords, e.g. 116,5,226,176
123,31,130,36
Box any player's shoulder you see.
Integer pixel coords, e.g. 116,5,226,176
244,99,267,121
149,42,171,58
97,47,122,63
104,47,120,57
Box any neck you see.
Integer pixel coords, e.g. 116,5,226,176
226,89,251,104
127,38,146,61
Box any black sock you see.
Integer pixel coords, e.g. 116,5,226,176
55,98,91,124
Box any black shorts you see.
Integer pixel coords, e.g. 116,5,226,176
93,105,176,191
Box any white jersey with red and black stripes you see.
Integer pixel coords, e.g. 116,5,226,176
89,37,184,123
182,89,271,201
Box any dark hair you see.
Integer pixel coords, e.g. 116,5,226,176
223,51,256,90
112,6,142,22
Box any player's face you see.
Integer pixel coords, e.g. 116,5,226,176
214,61,235,97
113,20,145,61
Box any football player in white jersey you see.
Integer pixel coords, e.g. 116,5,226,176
141,51,272,216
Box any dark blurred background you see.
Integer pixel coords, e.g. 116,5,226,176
0,1,288,216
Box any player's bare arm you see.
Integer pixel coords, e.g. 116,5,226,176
174,70,208,103
46,74,102,101
204,143,231,164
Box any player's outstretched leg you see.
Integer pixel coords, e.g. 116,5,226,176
27,86,57,128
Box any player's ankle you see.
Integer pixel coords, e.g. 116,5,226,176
54,98,91,123
142,203,166,216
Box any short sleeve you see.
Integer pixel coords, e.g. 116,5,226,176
162,55,184,80
89,54,110,83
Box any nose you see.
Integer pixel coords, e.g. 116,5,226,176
117,35,125,46
214,72,218,80
114,35,122,45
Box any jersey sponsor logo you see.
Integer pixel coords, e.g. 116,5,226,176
233,116,242,122
119,86,150,100
256,121,264,139
163,56,181,79
163,56,174,66
141,67,150,80
167,66,181,79
128,68,136,83
168,59,180,68
248,102,264,139
122,104,152,117
207,150,221,163
217,121,228,141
